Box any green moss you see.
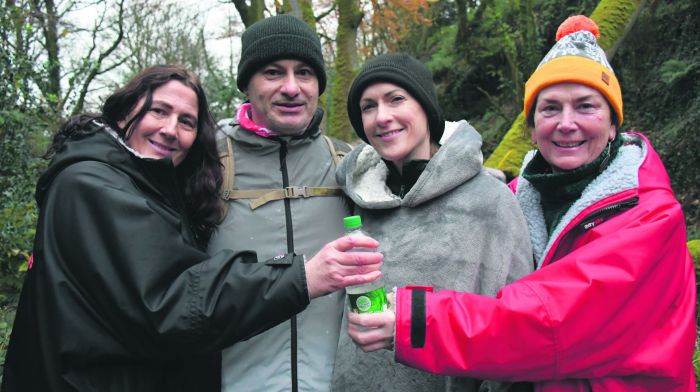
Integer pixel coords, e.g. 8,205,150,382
484,113,534,176
326,0,362,142
590,0,643,50
688,239,700,270
327,65,356,141
300,1,316,28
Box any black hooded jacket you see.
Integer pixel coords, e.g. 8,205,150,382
1,124,309,391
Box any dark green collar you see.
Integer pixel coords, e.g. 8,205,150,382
522,136,622,234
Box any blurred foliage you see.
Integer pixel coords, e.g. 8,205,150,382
0,109,50,306
613,0,700,239
0,305,16,382
0,2,54,307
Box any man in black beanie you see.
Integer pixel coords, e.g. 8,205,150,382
207,14,369,392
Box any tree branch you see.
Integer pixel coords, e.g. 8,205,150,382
71,0,125,115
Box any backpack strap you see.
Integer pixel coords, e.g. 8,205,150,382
322,134,349,167
218,131,349,210
219,136,236,201
237,186,343,209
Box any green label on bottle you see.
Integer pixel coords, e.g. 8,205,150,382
348,287,388,313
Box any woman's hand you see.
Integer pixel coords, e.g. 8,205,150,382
347,292,396,352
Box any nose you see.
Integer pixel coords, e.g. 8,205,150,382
557,106,577,132
280,74,301,97
160,116,178,138
375,103,392,128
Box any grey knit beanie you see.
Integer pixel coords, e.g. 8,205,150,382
236,14,326,94
347,53,444,144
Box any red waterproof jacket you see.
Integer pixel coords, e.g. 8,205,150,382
394,133,696,391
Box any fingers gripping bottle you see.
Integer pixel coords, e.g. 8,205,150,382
343,215,388,313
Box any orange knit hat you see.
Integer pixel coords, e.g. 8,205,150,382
524,15,623,125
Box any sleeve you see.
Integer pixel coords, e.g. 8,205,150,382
394,191,694,381
43,161,309,357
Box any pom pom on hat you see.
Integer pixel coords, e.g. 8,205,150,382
556,15,599,41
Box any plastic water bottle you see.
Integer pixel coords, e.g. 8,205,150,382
343,215,388,313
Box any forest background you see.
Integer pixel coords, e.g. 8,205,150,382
1,0,698,383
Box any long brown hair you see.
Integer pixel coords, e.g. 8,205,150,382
47,65,223,244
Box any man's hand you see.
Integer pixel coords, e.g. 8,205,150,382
347,292,396,352
305,235,383,299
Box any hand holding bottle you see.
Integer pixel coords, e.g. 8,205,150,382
305,234,383,299
347,291,396,352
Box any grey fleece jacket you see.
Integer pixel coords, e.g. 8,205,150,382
331,121,534,392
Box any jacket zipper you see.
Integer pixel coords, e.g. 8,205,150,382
547,196,639,265
277,139,298,392
576,197,639,231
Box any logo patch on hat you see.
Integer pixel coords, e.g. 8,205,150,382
601,71,610,85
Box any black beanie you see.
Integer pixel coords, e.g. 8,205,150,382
347,53,444,144
236,14,326,94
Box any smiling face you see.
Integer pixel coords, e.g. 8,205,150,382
360,82,432,171
532,82,617,172
119,80,198,167
246,59,319,136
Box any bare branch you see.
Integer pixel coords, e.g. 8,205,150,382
315,2,336,22
71,0,125,115
476,86,512,123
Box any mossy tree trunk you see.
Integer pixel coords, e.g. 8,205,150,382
327,0,363,141
484,0,644,176
282,0,316,28
231,0,265,28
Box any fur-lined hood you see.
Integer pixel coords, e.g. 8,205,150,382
336,120,484,209
514,132,646,267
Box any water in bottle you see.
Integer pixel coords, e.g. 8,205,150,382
343,215,388,313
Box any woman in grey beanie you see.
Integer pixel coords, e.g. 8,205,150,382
331,53,534,392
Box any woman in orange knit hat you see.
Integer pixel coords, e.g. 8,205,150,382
344,15,697,391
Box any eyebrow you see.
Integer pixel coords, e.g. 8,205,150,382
264,62,312,70
151,100,173,109
152,100,198,120
361,88,406,103
383,88,404,97
540,93,598,102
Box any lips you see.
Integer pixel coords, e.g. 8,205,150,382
149,139,175,155
274,101,305,113
376,129,403,139
553,140,586,148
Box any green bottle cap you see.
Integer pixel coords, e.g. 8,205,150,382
343,215,362,230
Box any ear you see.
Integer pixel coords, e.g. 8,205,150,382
530,130,537,145
609,124,617,141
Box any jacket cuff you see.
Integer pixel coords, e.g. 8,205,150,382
263,253,309,305
395,286,433,368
